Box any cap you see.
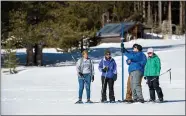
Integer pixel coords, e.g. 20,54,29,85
147,48,154,53
104,49,111,55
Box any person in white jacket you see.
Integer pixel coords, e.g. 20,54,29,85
75,50,94,103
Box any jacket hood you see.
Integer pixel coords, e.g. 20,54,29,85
149,53,158,58
103,57,113,61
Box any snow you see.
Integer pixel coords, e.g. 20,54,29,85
93,34,185,49
1,34,185,54
1,35,186,115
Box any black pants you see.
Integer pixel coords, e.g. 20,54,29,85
147,76,164,100
101,76,115,101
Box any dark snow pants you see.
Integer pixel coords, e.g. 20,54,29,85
147,76,164,100
101,76,115,101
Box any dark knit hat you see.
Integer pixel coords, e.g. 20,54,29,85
104,49,111,55
132,44,138,48
137,44,143,51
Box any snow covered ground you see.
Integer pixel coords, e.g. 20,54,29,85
1,34,185,67
93,34,185,49
1,35,185,115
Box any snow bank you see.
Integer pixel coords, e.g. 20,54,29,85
1,34,185,54
93,34,185,49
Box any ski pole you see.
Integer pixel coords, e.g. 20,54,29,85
159,68,172,84
169,69,171,84
149,68,172,83
101,70,108,101
159,68,171,76
121,22,124,101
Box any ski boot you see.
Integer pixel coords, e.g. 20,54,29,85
148,99,155,103
126,99,134,103
75,99,83,104
110,99,115,103
132,99,138,103
101,99,108,103
156,98,164,103
136,99,145,103
86,99,93,103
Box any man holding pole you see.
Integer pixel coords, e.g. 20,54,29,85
122,44,147,103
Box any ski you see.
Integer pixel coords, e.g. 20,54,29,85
75,100,168,104
75,100,83,104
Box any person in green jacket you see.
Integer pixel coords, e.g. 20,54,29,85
144,48,164,102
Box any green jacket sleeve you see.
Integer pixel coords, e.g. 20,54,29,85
144,60,148,76
155,57,161,75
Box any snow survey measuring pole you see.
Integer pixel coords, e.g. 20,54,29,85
121,23,124,101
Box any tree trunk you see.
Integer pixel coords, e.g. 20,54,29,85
168,1,172,34
34,44,43,66
155,8,157,27
80,38,83,53
163,2,167,20
183,1,185,33
158,1,162,27
137,1,140,11
26,45,34,66
147,1,151,26
134,2,137,12
143,1,146,23
102,14,105,27
180,1,183,33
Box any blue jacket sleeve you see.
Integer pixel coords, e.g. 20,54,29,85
112,60,117,74
125,52,141,62
140,53,147,67
123,51,133,59
98,59,103,72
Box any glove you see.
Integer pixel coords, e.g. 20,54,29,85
102,67,109,72
91,75,94,82
144,76,147,80
113,74,117,81
126,59,131,64
121,43,124,48
121,47,128,53
79,72,83,77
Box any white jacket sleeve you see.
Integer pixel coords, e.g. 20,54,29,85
76,59,81,74
91,59,95,76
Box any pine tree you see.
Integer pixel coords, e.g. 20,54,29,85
3,36,19,74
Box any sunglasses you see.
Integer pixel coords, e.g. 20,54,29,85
147,52,153,54
106,54,111,56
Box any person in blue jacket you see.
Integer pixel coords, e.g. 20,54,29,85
98,49,117,103
122,44,147,103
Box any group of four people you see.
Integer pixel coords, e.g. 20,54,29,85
76,44,164,103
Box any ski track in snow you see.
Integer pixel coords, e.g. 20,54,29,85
1,39,185,115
